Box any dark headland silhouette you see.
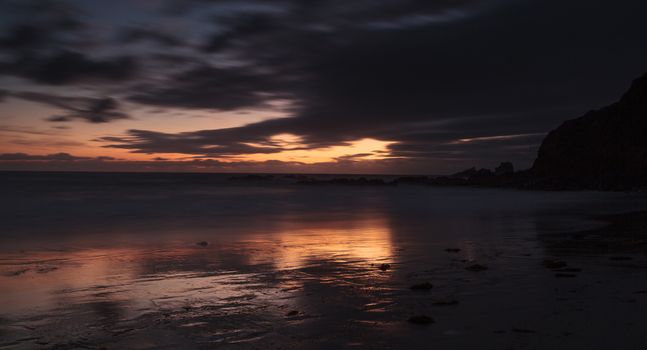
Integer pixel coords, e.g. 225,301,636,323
531,73,647,190
284,73,647,190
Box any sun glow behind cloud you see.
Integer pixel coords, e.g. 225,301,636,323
92,132,398,165
231,135,396,164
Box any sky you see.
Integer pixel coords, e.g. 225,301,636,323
0,0,646,174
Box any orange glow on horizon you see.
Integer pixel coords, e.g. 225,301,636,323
90,135,398,164
232,136,396,164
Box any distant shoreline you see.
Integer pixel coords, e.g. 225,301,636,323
2,170,645,192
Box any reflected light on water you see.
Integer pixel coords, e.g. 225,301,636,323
0,215,395,321
2,184,644,349
246,217,394,270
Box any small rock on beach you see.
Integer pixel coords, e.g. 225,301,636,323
408,315,434,325
543,260,567,269
410,282,433,291
465,264,488,272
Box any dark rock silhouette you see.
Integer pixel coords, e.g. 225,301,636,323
450,167,477,179
532,73,647,190
297,177,394,186
394,176,431,184
472,168,494,179
427,176,469,186
494,162,514,176
229,174,274,181
427,73,647,190
430,162,518,187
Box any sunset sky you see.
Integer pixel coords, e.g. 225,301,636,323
1,0,646,174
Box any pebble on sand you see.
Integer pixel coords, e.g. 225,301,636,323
196,241,209,247
378,263,391,271
286,310,299,317
410,282,434,291
432,300,459,306
408,315,434,325
558,268,582,273
543,260,567,269
555,273,577,278
465,264,488,272
512,328,537,334
609,256,633,261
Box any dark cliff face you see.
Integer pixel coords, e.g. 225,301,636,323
532,73,647,189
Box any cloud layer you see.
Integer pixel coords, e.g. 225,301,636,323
1,0,647,172
12,92,130,123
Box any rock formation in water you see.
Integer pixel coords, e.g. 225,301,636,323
532,73,647,189
494,162,514,176
450,167,477,179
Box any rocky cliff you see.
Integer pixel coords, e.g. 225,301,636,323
532,73,647,189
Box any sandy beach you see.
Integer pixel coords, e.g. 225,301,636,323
1,174,646,349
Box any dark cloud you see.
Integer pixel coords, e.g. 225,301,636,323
98,128,288,156
0,25,54,51
1,50,138,85
0,1,137,86
47,116,72,122
0,153,122,165
335,153,376,161
0,20,83,52
0,1,84,45
9,138,85,148
0,152,92,161
104,0,647,172
202,13,281,53
129,0,493,110
2,0,647,172
13,92,130,123
119,27,183,47
128,65,297,110
0,125,61,136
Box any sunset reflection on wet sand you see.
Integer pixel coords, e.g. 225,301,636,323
1,211,405,349
2,181,647,349
1,216,395,314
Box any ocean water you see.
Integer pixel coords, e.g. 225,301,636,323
0,172,646,349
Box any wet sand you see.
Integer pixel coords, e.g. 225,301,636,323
1,176,646,349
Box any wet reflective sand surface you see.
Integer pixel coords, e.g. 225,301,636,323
1,174,647,349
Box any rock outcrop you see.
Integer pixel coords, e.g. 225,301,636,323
532,73,647,190
494,162,514,176
297,177,394,186
450,167,477,179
